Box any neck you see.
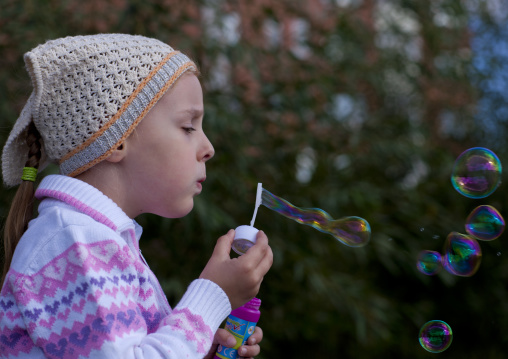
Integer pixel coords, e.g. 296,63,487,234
75,162,137,219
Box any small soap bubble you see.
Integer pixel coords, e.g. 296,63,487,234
420,227,425,232
451,147,502,199
465,205,505,241
419,320,453,353
497,252,502,257
443,232,482,277
432,235,440,240
416,250,442,276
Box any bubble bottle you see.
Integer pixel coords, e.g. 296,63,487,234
214,298,261,359
215,184,262,358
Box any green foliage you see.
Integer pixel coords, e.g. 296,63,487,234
1,0,507,357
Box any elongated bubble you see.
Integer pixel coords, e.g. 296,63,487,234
465,205,505,241
442,232,482,277
261,188,370,247
419,320,453,353
451,147,501,199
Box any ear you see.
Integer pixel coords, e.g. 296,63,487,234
105,142,127,163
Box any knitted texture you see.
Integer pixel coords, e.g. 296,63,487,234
2,34,197,186
0,175,231,358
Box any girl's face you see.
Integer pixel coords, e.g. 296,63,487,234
122,73,215,218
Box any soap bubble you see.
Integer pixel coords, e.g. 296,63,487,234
451,147,501,199
443,232,482,277
261,188,370,247
416,250,442,276
465,205,505,241
419,320,453,353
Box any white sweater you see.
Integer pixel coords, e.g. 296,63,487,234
0,175,231,358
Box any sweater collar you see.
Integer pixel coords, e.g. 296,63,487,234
35,174,139,235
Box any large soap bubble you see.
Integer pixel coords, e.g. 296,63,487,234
451,147,501,199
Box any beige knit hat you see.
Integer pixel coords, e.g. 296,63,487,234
2,33,198,186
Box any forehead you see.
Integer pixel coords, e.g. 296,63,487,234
158,73,203,113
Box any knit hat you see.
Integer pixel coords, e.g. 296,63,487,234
2,33,198,186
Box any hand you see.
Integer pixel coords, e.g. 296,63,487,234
199,229,273,310
204,327,264,359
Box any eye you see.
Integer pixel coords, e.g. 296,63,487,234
183,127,196,134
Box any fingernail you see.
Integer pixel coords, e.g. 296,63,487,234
239,347,247,355
227,337,236,347
249,338,256,345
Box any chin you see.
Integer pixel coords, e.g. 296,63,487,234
162,202,194,219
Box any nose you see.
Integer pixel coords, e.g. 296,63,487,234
201,133,215,162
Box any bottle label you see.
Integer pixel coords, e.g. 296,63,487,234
215,314,257,359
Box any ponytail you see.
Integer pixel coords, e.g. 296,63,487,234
1,122,41,287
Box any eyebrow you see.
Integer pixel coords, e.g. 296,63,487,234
178,108,204,119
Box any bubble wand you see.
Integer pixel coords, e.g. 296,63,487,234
232,183,371,255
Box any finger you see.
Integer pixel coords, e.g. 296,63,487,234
214,328,237,348
212,229,235,259
247,326,263,345
241,230,269,264
237,344,260,358
249,242,273,280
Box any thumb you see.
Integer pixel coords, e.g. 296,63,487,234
212,229,235,259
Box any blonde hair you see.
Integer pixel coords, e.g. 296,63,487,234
1,122,41,287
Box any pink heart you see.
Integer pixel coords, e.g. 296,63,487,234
139,288,153,301
6,311,21,321
120,285,131,297
58,308,70,321
72,299,86,313
39,316,56,329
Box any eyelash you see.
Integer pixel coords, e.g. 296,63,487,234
183,127,196,134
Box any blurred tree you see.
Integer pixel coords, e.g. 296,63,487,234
1,0,507,357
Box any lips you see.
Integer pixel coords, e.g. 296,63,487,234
196,177,205,192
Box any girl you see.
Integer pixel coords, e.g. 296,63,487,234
0,34,273,358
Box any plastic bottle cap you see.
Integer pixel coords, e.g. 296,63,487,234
232,225,259,255
244,297,262,310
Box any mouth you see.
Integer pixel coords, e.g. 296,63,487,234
196,177,206,191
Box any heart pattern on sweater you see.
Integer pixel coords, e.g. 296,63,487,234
69,326,91,348
43,258,68,282
45,338,68,358
67,246,89,266
89,242,119,264
22,274,44,295
0,332,23,348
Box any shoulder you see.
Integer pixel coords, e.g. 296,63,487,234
10,199,123,276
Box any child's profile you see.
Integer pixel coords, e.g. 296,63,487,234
0,33,272,359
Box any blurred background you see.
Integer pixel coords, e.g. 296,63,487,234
1,0,508,357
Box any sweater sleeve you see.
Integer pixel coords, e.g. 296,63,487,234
6,237,231,359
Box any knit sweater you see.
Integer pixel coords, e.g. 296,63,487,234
0,175,231,358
